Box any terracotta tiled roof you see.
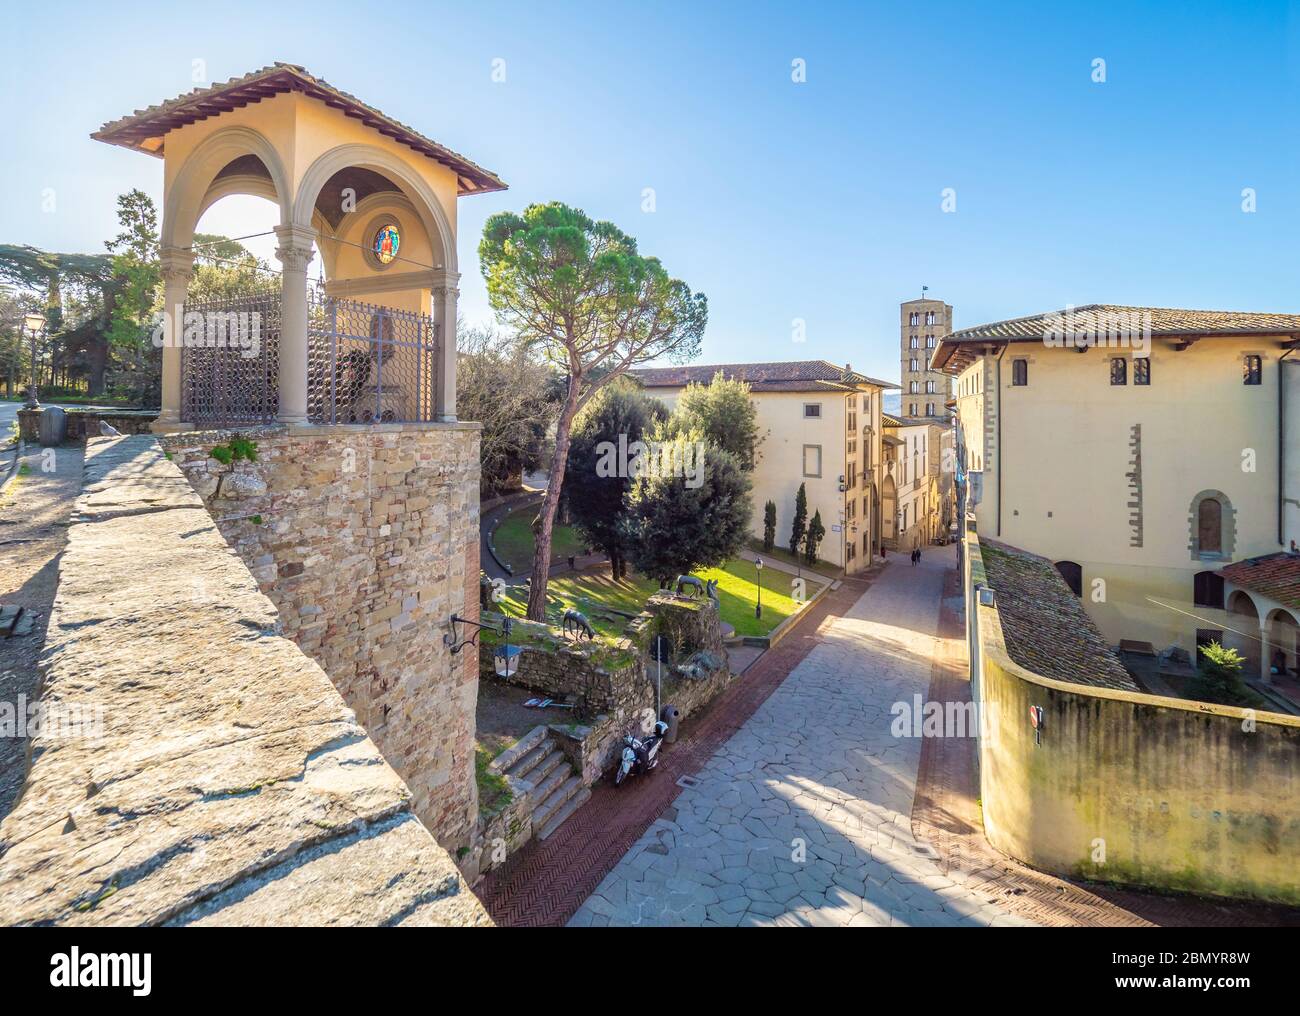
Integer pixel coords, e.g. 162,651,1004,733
979,538,1138,691
630,360,899,393
92,63,506,196
933,304,1300,373
1218,553,1300,611
881,413,903,427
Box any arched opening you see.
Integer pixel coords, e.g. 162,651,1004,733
1198,498,1223,554
1193,570,1225,609
1265,608,1298,680
1225,590,1261,674
1054,561,1083,597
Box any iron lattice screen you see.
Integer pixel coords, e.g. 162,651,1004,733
180,288,281,426
180,287,439,427
308,291,439,424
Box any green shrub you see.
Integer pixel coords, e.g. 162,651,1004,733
1188,641,1263,708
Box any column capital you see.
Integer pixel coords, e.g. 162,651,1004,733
431,268,461,298
159,245,195,284
273,224,317,274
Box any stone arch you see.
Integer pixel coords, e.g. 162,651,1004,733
1187,489,1236,560
162,126,292,250
1225,589,1261,672
1265,607,1298,676
322,190,426,283
292,143,456,274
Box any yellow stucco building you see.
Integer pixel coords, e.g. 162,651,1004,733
937,304,1300,685
631,361,896,574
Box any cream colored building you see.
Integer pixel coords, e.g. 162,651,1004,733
878,413,951,553
901,297,953,418
630,361,896,574
936,304,1300,678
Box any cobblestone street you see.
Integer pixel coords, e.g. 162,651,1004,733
571,545,1038,927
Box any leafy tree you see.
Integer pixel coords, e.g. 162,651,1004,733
564,378,665,579
1188,641,1263,708
804,509,826,564
105,190,162,404
789,482,808,557
762,499,777,552
456,322,559,497
623,427,752,586
480,201,707,620
663,370,761,470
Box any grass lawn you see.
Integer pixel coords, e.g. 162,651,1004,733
492,504,584,574
746,537,841,580
496,558,824,639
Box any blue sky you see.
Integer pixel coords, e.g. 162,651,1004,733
2,0,1297,381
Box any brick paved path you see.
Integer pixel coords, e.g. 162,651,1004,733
570,545,1040,926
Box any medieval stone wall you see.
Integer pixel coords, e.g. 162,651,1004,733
160,421,482,850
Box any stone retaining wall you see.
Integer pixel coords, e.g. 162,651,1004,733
159,421,483,850
0,436,489,926
482,589,733,785
18,406,159,443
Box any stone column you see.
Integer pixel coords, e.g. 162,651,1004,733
431,270,460,421
155,246,194,428
274,224,316,426
1260,624,1272,684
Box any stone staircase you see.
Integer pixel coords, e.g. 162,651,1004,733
499,728,591,841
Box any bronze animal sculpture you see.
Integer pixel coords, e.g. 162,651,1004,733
562,608,595,641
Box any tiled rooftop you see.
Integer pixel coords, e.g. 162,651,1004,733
629,360,898,393
978,538,1138,691
1219,553,1300,611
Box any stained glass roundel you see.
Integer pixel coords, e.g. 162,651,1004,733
373,223,400,265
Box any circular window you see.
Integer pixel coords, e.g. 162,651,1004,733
372,223,401,266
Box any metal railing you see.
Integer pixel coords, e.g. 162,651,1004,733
308,291,439,425
181,287,281,426
180,286,439,427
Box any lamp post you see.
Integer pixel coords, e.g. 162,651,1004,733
22,312,45,409
755,556,763,619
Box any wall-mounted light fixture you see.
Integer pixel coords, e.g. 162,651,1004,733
445,614,513,655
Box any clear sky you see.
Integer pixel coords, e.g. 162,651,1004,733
2,0,1297,382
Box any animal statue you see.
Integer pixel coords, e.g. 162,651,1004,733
562,608,595,641
674,574,705,597
705,578,720,603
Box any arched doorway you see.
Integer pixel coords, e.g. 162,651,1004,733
1054,561,1083,597
1265,608,1298,680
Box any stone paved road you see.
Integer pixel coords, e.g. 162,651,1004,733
570,544,1036,927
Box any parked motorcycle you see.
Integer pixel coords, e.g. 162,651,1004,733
614,721,669,786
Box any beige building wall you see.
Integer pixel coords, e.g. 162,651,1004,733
954,338,1290,654
645,385,884,573
901,298,953,418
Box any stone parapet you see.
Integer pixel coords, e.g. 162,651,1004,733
159,423,483,850
0,436,489,926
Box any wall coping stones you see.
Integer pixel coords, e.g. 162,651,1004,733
0,435,490,926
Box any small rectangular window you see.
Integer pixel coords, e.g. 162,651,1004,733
1133,357,1150,385
803,403,821,418
1110,357,1127,385
1011,359,1028,386
1243,355,1262,385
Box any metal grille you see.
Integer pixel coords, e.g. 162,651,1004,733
181,288,281,425
308,291,440,424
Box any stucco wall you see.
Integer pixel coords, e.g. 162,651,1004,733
0,436,489,926
955,338,1289,653
160,421,482,850
965,528,1300,904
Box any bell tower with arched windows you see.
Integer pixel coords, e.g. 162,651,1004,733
900,296,953,417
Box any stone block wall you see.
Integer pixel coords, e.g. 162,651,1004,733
0,437,489,926
160,421,483,851
18,406,159,443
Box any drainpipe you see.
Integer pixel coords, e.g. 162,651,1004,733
995,344,1008,537
1282,344,1296,546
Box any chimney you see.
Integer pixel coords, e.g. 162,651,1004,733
842,362,852,382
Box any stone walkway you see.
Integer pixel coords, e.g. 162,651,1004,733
0,442,85,821
571,544,1037,926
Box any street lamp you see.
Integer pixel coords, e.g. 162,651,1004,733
755,556,763,619
22,312,45,409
